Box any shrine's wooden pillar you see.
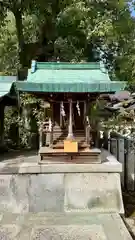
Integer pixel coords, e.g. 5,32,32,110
84,101,86,121
39,125,43,148
85,100,91,146
0,103,4,148
49,102,54,147
60,102,62,128
90,93,100,147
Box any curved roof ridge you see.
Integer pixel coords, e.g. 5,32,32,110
31,60,101,73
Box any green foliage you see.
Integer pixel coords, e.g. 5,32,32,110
0,0,134,79
88,95,135,133
0,12,19,74
4,94,45,149
20,93,45,125
2,0,135,149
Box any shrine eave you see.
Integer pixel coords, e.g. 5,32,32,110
15,81,126,93
15,61,126,93
0,76,17,100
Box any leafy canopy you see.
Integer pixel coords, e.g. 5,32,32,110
0,0,134,83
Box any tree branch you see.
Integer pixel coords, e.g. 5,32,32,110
0,0,20,11
0,1,12,10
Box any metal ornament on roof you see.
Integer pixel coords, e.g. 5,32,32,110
76,101,80,116
60,101,66,117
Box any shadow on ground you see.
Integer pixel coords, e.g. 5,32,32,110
122,191,135,239
0,150,38,162
123,191,135,218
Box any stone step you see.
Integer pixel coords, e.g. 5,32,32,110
53,133,86,141
54,135,86,141
53,131,87,149
0,212,132,239
53,141,88,149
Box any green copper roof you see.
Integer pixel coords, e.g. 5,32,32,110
15,61,126,93
0,76,17,98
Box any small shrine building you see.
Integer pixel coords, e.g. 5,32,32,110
15,61,125,162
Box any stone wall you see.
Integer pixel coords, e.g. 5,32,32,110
0,172,124,214
107,132,135,191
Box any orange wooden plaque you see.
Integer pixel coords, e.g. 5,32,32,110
64,140,78,153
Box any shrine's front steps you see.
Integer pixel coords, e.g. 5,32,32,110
0,212,132,239
52,129,88,149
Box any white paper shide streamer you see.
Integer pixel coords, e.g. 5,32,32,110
49,118,52,132
60,101,66,117
76,101,80,116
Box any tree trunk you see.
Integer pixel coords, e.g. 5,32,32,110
13,9,25,67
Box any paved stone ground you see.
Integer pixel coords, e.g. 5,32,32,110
0,212,132,240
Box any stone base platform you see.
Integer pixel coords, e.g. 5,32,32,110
0,149,132,239
0,149,124,215
39,147,101,164
0,212,132,239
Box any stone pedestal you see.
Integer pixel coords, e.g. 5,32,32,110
0,149,124,215
0,149,131,239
